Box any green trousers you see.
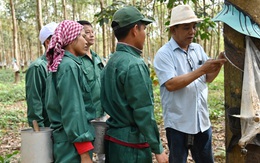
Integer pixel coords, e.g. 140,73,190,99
105,140,152,163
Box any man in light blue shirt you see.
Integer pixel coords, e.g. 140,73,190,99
154,5,226,163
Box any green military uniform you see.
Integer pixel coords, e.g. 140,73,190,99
101,43,163,163
80,50,104,119
26,54,50,127
45,51,95,163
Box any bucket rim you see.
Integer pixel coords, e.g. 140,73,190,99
21,127,53,133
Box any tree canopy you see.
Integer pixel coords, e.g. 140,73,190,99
0,0,224,69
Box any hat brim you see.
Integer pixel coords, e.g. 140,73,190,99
167,18,203,28
141,17,153,25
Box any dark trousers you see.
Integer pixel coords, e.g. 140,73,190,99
166,127,214,163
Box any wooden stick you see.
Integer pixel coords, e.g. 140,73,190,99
32,120,40,132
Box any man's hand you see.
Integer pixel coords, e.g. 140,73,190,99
202,58,226,74
155,150,169,163
217,51,226,60
203,52,227,82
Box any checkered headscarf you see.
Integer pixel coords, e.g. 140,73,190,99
46,20,83,72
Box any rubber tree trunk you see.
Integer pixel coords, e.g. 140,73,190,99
36,0,43,56
10,0,20,83
224,0,260,162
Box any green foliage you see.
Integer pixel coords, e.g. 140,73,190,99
196,18,216,40
153,85,163,124
94,1,156,26
94,1,127,26
0,68,26,161
0,69,27,161
150,66,159,86
149,67,162,123
158,0,194,8
0,69,15,83
157,0,217,41
0,151,19,163
0,83,25,104
208,68,225,119
0,105,27,129
166,0,175,9
0,69,25,105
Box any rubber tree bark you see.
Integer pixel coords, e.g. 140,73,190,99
225,0,260,162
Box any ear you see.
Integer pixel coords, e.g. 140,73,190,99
44,39,51,48
170,26,175,34
131,24,139,37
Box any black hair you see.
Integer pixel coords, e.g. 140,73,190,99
47,35,52,40
112,21,143,40
77,20,93,27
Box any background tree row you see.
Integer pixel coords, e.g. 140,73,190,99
0,0,224,81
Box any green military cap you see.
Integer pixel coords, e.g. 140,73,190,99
112,6,153,31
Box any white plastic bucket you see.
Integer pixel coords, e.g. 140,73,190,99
21,127,53,163
91,121,108,154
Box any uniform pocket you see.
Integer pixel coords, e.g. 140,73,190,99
82,67,94,82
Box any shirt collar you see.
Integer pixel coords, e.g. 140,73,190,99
117,42,142,56
64,51,82,65
169,37,195,52
79,49,97,59
90,49,98,57
42,53,47,61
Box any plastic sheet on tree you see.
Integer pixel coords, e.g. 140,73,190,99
232,36,260,149
212,3,260,39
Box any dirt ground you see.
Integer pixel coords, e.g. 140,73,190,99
0,101,225,163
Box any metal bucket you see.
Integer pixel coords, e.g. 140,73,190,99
21,127,53,163
91,121,108,154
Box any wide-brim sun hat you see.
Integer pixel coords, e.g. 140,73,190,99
168,5,203,28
